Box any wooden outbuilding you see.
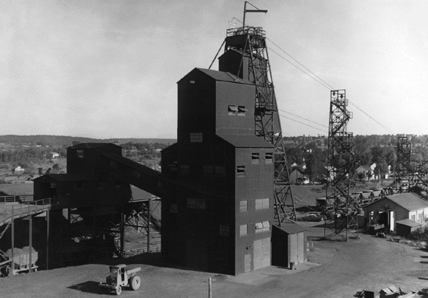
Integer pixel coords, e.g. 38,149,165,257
271,223,306,269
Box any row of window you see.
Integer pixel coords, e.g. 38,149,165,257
228,105,247,116
240,198,270,212
170,198,270,213
240,221,270,236
168,160,271,177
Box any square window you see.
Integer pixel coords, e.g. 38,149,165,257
237,106,247,116
215,166,225,176
255,221,270,233
196,199,206,209
168,161,178,171
265,152,273,164
187,198,197,209
252,152,259,164
76,150,85,159
237,165,246,177
240,201,247,212
228,105,238,116
203,165,213,174
180,165,190,175
240,224,247,236
170,204,178,213
190,132,203,143
220,225,230,236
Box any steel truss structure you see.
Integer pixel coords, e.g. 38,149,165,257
223,26,296,224
385,135,412,195
324,90,359,240
410,158,428,196
48,199,160,268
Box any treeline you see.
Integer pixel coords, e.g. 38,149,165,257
0,135,176,147
285,134,428,183
0,147,67,168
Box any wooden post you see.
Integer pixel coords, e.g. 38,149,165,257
147,199,151,253
120,207,124,257
29,215,32,274
46,210,50,270
208,277,212,298
11,207,15,276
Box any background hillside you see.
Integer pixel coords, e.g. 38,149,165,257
0,135,176,147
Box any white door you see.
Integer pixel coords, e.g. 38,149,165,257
389,211,395,231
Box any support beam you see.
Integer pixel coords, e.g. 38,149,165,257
11,208,14,276
46,210,50,270
147,199,151,253
120,208,125,257
29,215,33,274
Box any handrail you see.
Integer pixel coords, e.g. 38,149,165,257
0,195,34,204
1,198,52,223
226,26,265,38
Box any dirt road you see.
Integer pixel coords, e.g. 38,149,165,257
2,224,428,298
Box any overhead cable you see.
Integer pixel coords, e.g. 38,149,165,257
279,113,327,134
279,108,328,128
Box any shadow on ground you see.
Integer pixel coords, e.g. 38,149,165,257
68,281,104,295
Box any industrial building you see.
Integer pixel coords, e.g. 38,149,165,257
0,22,308,277
363,193,428,232
161,68,275,275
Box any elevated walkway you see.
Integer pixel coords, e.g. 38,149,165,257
0,198,51,240
100,153,163,198
0,198,51,227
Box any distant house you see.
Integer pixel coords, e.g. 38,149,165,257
50,152,60,159
289,168,308,185
14,166,25,174
356,165,372,180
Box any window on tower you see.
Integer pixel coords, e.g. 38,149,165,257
237,106,247,116
190,132,203,142
228,105,238,115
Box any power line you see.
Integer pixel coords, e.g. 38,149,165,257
348,100,395,134
279,113,328,134
267,37,335,90
228,16,396,135
268,47,332,91
279,108,328,128
268,42,395,135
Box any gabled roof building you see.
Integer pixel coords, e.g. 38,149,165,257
363,193,428,232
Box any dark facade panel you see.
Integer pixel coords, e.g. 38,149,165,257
215,81,256,136
218,49,250,80
67,143,122,179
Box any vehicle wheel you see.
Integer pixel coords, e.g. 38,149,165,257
115,285,122,296
130,275,141,290
4,265,10,277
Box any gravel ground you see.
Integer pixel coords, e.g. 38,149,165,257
1,223,428,298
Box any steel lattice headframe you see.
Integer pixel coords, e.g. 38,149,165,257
386,135,428,197
324,90,360,240
224,26,296,225
385,135,412,195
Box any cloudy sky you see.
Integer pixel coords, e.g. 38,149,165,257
2,0,428,138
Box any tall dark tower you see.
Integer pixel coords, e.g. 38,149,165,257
325,90,359,240
161,68,274,275
218,24,296,225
